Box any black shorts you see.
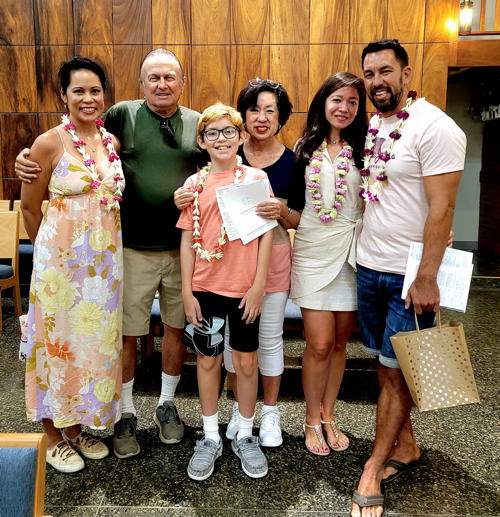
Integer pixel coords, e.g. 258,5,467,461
182,291,260,357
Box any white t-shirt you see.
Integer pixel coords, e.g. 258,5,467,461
357,98,466,274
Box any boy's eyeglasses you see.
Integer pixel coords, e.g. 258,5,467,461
160,118,178,148
248,77,281,89
202,126,240,141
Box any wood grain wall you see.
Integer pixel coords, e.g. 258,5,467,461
0,0,454,200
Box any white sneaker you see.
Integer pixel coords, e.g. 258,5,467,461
46,441,85,473
259,406,283,447
225,403,239,440
62,430,109,459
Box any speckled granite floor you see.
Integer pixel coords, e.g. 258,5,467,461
0,289,498,517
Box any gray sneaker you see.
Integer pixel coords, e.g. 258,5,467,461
113,413,140,458
154,401,185,444
231,435,268,478
187,438,223,481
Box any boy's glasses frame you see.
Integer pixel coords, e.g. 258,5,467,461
202,126,240,141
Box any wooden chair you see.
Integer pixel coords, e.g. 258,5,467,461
0,211,22,332
13,200,49,241
0,199,11,211
0,433,50,517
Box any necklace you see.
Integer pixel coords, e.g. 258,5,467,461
192,155,245,261
359,91,417,203
62,114,125,210
306,139,353,223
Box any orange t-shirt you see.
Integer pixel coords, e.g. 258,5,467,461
177,166,273,298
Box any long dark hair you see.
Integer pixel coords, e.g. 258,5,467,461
295,72,367,169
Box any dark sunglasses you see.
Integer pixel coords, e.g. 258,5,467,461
248,77,281,89
160,118,178,148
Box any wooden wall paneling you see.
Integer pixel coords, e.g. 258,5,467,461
112,0,151,44
113,45,151,103
0,47,37,112
152,0,191,45
191,46,231,112
38,114,64,134
405,43,424,95
310,0,349,44
348,44,375,113
422,43,448,111
270,0,309,44
232,0,269,44
277,113,306,150
0,127,3,198
308,44,349,105
0,0,35,45
74,0,113,45
34,0,74,45
0,114,38,201
191,0,231,45
270,45,309,113
230,45,270,106
425,0,454,42
167,45,192,109
349,0,387,43
75,44,114,106
456,40,500,66
36,46,74,113
387,0,425,42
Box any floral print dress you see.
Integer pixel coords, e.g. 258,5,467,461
25,130,124,430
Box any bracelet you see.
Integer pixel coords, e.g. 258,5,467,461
282,207,292,220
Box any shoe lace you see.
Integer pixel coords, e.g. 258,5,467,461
116,416,136,438
55,442,78,461
158,403,180,424
261,407,280,430
78,432,100,447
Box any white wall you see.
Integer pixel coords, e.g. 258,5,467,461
446,82,483,244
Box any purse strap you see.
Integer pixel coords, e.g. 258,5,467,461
414,309,441,332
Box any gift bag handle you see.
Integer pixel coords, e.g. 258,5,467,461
414,309,441,332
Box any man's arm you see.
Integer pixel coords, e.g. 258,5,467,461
405,170,462,314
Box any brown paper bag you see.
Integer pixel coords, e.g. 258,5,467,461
390,313,480,411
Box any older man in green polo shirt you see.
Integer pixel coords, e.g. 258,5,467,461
15,49,204,459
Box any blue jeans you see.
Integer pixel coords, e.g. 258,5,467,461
356,264,435,368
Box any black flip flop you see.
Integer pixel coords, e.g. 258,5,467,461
381,457,423,485
352,490,385,517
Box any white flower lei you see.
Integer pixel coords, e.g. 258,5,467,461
359,91,417,203
191,155,244,261
306,139,354,223
61,114,125,210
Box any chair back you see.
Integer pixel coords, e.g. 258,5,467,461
0,200,11,211
12,200,49,241
0,211,20,272
0,433,49,517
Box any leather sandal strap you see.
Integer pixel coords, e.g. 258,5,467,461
352,490,385,507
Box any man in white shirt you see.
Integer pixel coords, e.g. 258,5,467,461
352,39,466,517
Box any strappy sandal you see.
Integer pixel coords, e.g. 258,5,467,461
321,417,350,452
303,421,330,456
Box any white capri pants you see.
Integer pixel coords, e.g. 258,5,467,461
224,290,289,377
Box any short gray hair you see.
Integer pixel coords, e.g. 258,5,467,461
140,48,185,82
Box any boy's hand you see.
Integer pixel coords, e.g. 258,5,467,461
174,186,195,210
239,285,265,324
15,148,41,183
183,293,203,327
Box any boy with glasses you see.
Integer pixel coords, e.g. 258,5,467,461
177,104,273,480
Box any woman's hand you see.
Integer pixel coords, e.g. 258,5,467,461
239,285,265,324
174,186,195,210
447,229,454,248
15,148,41,183
255,197,282,220
182,292,203,327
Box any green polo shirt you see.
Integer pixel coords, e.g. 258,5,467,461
104,100,203,250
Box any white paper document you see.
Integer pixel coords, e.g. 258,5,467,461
401,242,474,312
216,179,277,245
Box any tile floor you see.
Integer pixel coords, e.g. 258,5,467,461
0,288,498,517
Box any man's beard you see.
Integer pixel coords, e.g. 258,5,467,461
369,84,404,113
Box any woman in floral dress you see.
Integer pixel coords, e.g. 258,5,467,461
21,57,125,473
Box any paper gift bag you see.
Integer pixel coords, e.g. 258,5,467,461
390,313,480,411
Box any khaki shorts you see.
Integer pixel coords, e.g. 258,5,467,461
123,247,184,336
